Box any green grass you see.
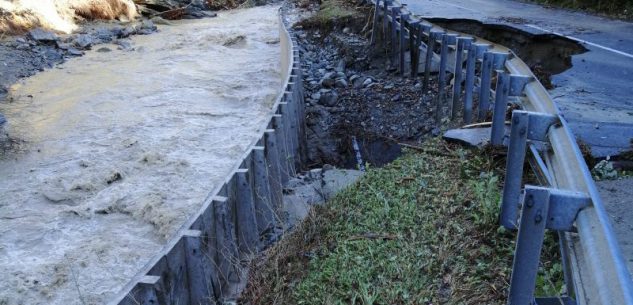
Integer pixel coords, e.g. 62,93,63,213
242,138,563,305
295,0,365,30
528,0,633,20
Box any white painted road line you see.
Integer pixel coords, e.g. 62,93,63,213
525,24,633,59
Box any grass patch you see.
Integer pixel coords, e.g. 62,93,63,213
526,0,633,20
241,138,563,304
295,0,367,31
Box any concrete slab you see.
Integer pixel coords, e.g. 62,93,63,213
443,127,492,148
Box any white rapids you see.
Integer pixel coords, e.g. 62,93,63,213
0,5,280,305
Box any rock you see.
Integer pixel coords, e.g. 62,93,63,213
56,42,71,50
321,78,335,88
362,78,373,87
335,72,346,79
311,92,321,100
95,28,114,42
16,43,30,50
74,34,94,49
96,47,112,53
319,91,339,107
115,39,133,51
335,59,345,72
151,16,173,25
334,78,348,88
0,113,6,126
138,20,157,35
28,28,57,42
120,26,136,38
321,168,364,200
353,77,366,88
349,74,360,82
67,48,84,56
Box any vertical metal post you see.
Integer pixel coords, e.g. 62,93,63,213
390,7,399,68
491,71,510,145
478,51,494,121
423,31,437,93
452,37,472,120
438,34,449,99
236,170,258,255
463,42,477,124
370,0,380,45
382,0,390,48
411,22,423,77
508,186,550,305
500,111,529,229
399,13,408,76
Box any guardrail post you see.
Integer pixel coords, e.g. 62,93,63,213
399,13,409,76
439,34,457,112
508,186,550,305
410,22,423,77
491,71,510,145
382,0,391,49
423,30,440,92
451,36,473,120
500,111,559,229
464,43,489,124
477,51,494,121
508,186,590,305
500,111,529,228
390,7,399,69
370,0,380,45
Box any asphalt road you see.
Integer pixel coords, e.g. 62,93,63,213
401,0,633,157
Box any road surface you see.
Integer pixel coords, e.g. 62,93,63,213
401,0,633,158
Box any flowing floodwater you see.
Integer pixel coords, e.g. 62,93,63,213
0,5,280,305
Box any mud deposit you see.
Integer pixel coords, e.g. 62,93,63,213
0,5,280,305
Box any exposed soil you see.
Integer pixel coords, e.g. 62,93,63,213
427,18,588,88
296,6,441,169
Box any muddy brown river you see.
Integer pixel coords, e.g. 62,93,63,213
0,5,280,305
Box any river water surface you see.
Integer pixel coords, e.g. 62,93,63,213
0,5,280,305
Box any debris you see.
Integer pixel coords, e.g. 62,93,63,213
74,34,94,49
28,28,58,42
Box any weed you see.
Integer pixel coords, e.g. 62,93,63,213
241,138,563,304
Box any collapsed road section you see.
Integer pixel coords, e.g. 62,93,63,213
0,5,280,305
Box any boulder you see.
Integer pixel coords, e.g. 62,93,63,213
319,91,339,107
28,28,57,42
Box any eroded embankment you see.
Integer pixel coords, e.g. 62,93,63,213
0,5,280,305
426,18,588,88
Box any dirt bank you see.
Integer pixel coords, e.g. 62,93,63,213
293,2,441,169
0,5,280,305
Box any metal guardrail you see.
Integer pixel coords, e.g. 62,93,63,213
109,8,305,304
369,1,633,304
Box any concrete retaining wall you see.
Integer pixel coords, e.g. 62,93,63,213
108,8,304,305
